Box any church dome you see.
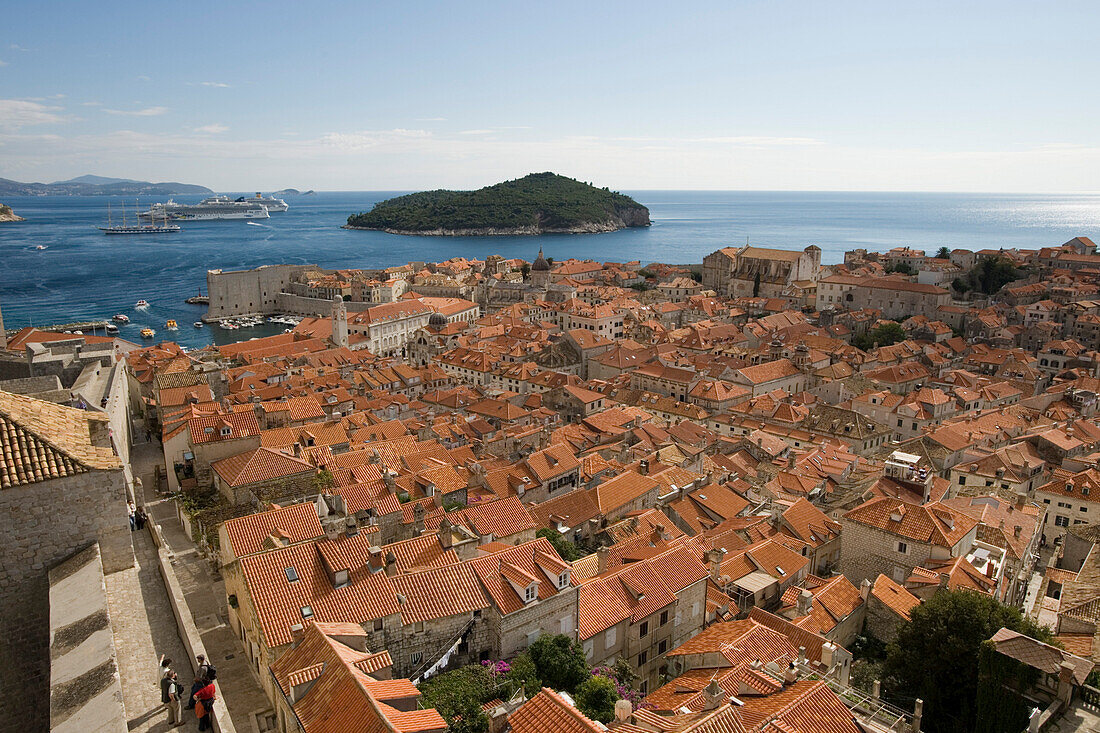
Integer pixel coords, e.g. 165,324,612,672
531,247,550,272
428,311,448,329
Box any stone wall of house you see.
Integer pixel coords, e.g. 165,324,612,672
0,468,133,732
193,436,261,488
495,587,579,659
839,519,934,587
864,594,906,643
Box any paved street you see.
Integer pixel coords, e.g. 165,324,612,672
130,438,274,732
104,525,195,732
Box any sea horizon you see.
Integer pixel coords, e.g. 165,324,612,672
3,189,1099,349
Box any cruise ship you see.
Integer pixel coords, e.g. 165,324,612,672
234,192,289,212
137,196,271,221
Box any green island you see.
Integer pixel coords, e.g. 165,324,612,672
345,172,650,235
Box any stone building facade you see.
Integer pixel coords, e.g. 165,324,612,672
0,391,133,732
702,245,821,298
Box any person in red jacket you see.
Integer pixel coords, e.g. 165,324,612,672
193,680,217,731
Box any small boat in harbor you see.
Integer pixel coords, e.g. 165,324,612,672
166,320,178,330
112,314,130,323
194,321,204,328
35,245,48,250
106,324,119,335
135,300,149,308
141,328,155,339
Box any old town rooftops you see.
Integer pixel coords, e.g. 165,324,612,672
842,497,977,547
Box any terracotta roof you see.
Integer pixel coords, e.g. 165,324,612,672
212,447,316,487
224,502,324,558
508,688,603,733
592,470,660,514
988,628,1094,685
870,574,920,621
843,497,976,548
0,389,120,488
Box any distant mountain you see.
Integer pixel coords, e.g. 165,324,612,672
0,176,213,196
52,174,143,185
272,188,301,196
346,172,650,236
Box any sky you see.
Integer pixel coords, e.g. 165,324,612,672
2,0,1099,192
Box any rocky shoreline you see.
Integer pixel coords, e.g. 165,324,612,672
343,217,648,237
0,204,24,222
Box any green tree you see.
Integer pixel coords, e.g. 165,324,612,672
869,322,906,347
574,675,621,723
886,262,916,275
506,652,542,698
311,468,335,493
417,665,493,732
447,695,489,733
536,528,581,562
527,634,589,694
520,263,531,280
936,246,952,259
883,590,1054,733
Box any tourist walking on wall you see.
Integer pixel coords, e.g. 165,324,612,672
135,505,148,531
193,677,217,731
128,500,136,531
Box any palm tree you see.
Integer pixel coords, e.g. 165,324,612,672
936,246,951,260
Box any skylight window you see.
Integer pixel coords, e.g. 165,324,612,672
301,605,314,619
285,567,299,583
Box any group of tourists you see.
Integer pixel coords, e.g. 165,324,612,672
159,653,218,729
128,500,149,531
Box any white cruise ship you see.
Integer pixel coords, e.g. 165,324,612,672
235,192,289,212
138,196,270,221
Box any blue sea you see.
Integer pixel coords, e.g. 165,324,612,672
3,190,1100,349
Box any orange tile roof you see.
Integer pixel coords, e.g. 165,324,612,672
0,390,120,488
870,574,920,621
592,470,660,514
843,497,977,548
212,447,316,487
223,502,324,558
508,688,603,733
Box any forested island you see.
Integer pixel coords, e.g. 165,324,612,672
345,172,650,235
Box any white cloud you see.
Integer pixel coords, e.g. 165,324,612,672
10,44,28,52
82,101,102,107
198,81,230,88
103,106,168,117
193,123,228,134
319,128,432,150
459,129,494,135
136,75,151,82
0,99,65,131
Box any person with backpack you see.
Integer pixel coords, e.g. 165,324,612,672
187,654,215,709
193,677,217,731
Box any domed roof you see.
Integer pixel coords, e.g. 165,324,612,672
428,311,448,328
531,247,550,271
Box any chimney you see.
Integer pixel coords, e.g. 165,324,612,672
783,662,797,684
413,502,426,534
596,546,610,575
913,698,923,733
614,699,633,722
788,452,796,469
706,548,726,583
290,623,305,647
1014,525,1022,538
796,588,813,616
639,459,649,475
821,642,835,669
702,679,723,711
860,578,871,600
384,550,397,577
439,516,453,549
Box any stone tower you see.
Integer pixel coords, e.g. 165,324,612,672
331,295,348,348
530,247,551,289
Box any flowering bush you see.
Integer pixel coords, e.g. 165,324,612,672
590,665,649,707
480,659,512,678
